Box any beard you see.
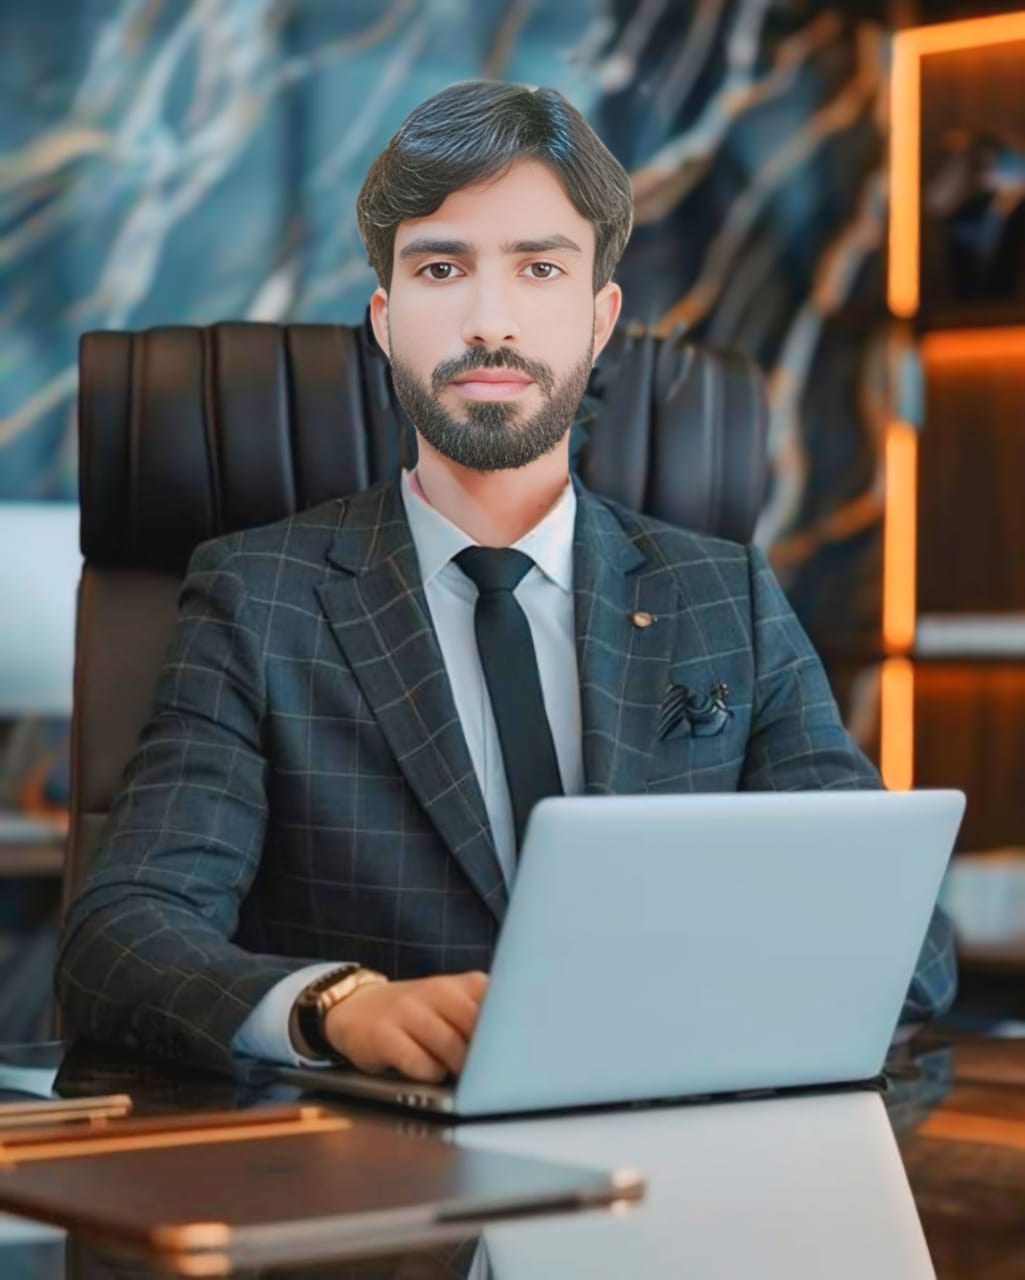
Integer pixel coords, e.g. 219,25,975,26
389,339,594,472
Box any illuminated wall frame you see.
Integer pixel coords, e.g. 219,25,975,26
888,12,1025,321
884,11,1025,790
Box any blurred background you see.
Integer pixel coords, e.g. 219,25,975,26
2,0,1024,1039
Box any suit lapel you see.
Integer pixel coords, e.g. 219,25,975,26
573,486,683,796
316,483,507,922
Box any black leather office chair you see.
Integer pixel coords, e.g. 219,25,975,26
67,315,768,904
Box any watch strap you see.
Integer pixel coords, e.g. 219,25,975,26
293,964,361,1060
292,964,389,1061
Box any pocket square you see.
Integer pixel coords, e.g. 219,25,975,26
658,681,732,740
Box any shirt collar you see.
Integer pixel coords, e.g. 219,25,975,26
400,468,576,593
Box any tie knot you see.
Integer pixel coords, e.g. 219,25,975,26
455,546,534,595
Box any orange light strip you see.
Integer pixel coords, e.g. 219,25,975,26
888,13,1025,318
880,657,915,792
883,421,917,652
904,11,1025,55
881,422,916,789
921,326,1025,362
888,36,920,317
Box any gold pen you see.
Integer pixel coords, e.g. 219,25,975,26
0,1094,133,1129
0,1104,347,1163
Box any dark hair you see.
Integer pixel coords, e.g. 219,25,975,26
356,81,634,291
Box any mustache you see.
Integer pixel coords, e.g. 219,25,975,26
432,347,556,396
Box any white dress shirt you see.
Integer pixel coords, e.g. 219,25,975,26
233,468,583,1064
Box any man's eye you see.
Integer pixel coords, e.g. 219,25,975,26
421,263,460,280
525,262,562,280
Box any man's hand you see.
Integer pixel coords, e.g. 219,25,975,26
324,971,488,1082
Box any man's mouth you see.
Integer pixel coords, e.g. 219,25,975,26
450,370,534,401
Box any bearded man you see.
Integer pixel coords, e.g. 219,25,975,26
58,81,956,1078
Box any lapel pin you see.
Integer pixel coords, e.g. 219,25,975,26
631,611,656,629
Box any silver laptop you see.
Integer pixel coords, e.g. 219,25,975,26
284,790,964,1118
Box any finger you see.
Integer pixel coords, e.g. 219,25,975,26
380,1027,449,1083
401,1002,470,1077
429,983,483,1041
460,970,490,1001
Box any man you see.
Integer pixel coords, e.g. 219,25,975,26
57,81,956,1080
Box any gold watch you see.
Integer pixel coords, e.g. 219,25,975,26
291,965,388,1059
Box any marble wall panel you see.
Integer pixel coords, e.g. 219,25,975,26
2,0,890,653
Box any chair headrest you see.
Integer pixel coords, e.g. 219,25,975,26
78,318,767,571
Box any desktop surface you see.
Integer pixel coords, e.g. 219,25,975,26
0,1032,1022,1278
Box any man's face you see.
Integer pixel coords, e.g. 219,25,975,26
370,159,621,472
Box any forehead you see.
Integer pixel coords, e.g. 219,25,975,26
392,159,595,255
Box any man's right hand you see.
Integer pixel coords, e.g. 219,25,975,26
324,971,488,1082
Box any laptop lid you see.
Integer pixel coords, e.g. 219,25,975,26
451,790,963,1117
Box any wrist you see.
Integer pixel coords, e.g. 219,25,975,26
322,982,378,1058
290,965,388,1061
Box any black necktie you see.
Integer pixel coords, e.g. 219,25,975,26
455,546,564,850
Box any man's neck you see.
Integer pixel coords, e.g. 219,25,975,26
412,437,571,547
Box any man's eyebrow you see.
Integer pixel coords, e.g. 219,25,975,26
397,234,584,261
398,238,474,261
501,235,583,255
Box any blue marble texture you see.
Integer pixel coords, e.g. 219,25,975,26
1,0,890,642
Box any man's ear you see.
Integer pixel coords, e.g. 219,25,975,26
592,281,622,362
369,286,391,357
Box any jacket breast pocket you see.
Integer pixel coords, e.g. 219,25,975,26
646,710,748,793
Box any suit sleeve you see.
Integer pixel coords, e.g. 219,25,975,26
740,544,957,1023
56,539,317,1073
232,963,340,1066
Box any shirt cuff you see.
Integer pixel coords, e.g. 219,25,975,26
231,961,345,1067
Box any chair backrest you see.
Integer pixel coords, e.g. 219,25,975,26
67,317,768,905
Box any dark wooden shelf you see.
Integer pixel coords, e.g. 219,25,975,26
0,841,64,878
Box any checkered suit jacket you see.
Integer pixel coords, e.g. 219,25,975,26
57,479,956,1071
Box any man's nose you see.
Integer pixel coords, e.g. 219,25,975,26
460,277,520,348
